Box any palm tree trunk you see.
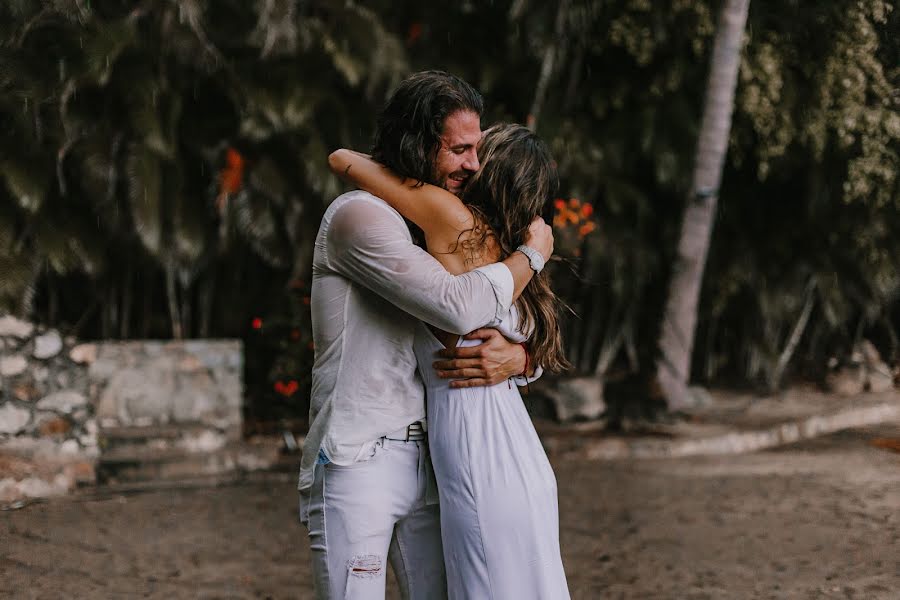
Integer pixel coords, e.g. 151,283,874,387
104,280,119,339
141,264,153,338
165,261,183,339
527,0,569,131
120,262,133,339
18,256,42,320
655,0,750,410
47,269,58,325
180,280,192,339
768,278,816,392
199,270,215,338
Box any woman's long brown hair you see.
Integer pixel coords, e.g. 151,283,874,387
460,123,571,373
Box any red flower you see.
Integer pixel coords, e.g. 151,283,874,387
406,23,423,45
581,203,594,218
274,380,299,397
554,199,566,211
251,317,263,330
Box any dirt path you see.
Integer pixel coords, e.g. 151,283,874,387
2,425,899,599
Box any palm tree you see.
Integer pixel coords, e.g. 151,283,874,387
0,0,406,338
655,0,751,409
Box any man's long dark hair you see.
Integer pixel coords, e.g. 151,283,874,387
371,71,483,185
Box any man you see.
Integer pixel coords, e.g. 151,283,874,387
298,71,552,599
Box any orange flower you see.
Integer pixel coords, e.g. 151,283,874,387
554,199,566,211
217,147,245,211
221,148,244,193
578,222,597,238
568,198,580,209
581,203,594,218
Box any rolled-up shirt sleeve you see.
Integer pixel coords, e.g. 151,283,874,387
324,197,513,334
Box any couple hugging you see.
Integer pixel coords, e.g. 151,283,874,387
298,70,571,599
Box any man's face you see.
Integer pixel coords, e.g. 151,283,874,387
434,110,481,196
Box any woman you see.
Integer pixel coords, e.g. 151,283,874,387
329,123,570,599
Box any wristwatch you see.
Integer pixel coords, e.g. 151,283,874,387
516,245,545,273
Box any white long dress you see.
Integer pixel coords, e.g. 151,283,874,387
415,307,570,599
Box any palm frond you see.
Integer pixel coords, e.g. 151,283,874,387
126,144,164,256
172,186,209,267
229,188,290,268
0,155,50,213
83,19,137,85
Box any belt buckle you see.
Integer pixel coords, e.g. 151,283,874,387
385,421,424,442
408,420,425,441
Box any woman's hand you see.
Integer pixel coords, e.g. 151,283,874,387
524,217,554,261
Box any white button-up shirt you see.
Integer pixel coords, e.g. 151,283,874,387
298,191,514,491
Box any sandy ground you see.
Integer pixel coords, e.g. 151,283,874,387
2,424,899,600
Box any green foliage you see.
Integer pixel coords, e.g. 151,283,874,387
707,0,900,384
385,0,898,387
0,0,409,420
0,0,897,423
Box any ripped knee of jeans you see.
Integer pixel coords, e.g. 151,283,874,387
347,554,382,579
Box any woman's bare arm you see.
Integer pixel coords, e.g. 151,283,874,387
328,149,475,258
328,149,553,306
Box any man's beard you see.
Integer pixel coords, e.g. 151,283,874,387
430,167,447,191
441,172,469,196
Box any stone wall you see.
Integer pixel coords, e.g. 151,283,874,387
0,315,246,504
91,340,243,433
0,316,97,502
90,340,248,486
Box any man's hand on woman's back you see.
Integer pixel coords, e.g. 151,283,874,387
432,328,527,388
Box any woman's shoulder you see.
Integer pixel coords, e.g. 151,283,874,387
443,218,501,268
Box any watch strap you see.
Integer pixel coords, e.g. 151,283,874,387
515,244,545,273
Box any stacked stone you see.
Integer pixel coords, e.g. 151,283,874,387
1,316,269,502
825,339,897,396
91,340,243,432
90,340,256,484
0,315,98,503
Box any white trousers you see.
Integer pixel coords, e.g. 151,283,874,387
299,438,447,600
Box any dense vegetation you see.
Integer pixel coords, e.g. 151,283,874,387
1,0,897,423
